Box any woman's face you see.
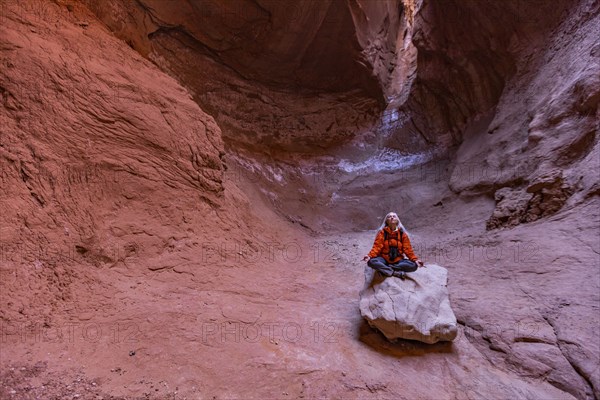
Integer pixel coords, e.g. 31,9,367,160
386,213,399,226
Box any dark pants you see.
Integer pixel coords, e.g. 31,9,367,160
367,257,418,277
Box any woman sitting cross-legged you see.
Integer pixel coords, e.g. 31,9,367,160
362,212,425,280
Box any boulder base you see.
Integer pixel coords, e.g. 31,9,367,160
359,264,458,344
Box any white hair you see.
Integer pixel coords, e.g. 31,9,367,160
377,212,408,234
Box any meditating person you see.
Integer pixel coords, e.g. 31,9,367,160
362,212,424,280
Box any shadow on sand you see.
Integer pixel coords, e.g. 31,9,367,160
358,319,454,358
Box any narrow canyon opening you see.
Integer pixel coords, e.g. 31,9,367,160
1,0,599,399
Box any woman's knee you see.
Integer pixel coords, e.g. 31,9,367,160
397,260,417,272
367,257,383,268
405,261,418,272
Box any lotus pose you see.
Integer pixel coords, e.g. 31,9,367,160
362,212,424,279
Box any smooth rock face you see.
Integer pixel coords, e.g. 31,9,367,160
84,0,382,95
359,264,458,344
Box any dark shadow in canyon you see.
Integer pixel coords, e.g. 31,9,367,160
358,320,455,359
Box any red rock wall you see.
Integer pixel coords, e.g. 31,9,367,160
80,0,385,153
442,0,599,227
2,1,598,398
0,0,250,323
85,0,382,95
356,0,598,227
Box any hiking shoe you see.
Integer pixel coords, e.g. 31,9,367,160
392,271,406,280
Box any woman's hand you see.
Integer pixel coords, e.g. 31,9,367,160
416,259,425,267
363,255,370,262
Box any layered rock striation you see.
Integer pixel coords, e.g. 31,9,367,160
1,0,598,398
0,0,257,323
82,0,385,153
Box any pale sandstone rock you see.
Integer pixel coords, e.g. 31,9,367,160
359,264,458,344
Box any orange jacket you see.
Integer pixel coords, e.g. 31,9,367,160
368,226,418,263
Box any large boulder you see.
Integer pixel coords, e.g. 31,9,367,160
359,264,458,344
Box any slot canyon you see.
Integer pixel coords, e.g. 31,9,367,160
1,0,599,398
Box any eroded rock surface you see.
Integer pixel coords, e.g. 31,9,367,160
0,0,256,324
1,0,599,399
82,0,385,153
360,264,458,344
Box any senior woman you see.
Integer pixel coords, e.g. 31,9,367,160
362,212,424,279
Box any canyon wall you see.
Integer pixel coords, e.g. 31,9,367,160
82,0,384,154
83,0,598,232
0,0,264,324
1,0,598,398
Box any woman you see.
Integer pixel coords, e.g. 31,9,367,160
362,212,424,279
